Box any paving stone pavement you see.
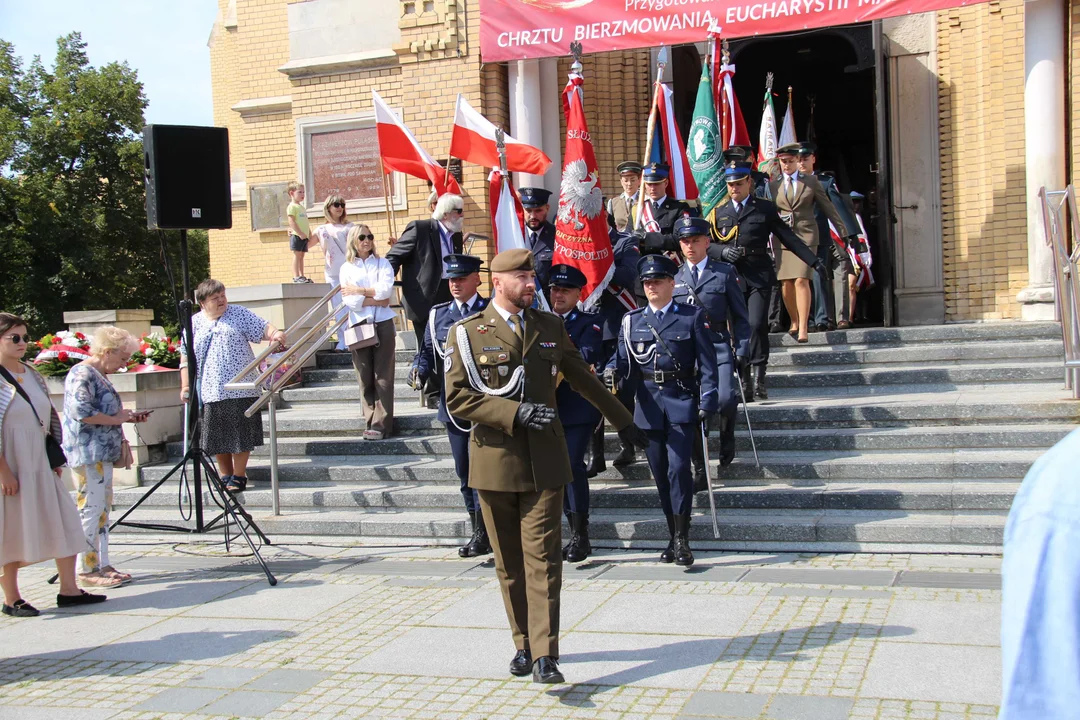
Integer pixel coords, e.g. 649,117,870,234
0,536,1002,719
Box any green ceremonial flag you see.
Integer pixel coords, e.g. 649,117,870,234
686,63,727,218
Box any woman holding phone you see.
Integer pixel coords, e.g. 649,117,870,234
62,326,149,588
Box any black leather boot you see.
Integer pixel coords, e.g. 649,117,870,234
563,512,580,561
613,441,636,467
459,511,491,558
755,365,768,400
740,365,754,404
586,422,606,478
673,514,694,566
659,513,675,563
692,425,708,493
719,413,736,467
566,513,591,563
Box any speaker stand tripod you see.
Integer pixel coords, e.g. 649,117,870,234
54,229,276,587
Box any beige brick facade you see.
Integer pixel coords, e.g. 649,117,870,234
209,1,1054,322
936,0,1028,320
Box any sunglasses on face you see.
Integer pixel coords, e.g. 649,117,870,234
357,234,375,241
331,202,346,208
3,333,30,344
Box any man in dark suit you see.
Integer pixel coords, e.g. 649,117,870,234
520,187,556,294
638,163,694,234
798,142,859,331
386,193,465,405
413,254,490,558
708,162,824,400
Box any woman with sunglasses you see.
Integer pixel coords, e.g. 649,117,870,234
316,195,354,351
339,224,397,440
0,313,107,616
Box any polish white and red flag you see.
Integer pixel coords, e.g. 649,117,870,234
450,95,552,175
655,83,698,201
708,25,752,151
487,169,526,253
554,68,613,310
372,90,460,196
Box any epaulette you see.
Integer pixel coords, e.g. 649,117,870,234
431,300,453,312
626,306,646,316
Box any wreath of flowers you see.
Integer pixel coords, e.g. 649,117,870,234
129,332,181,370
32,331,92,377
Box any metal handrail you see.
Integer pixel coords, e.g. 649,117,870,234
1038,186,1080,398
220,287,358,515
227,284,341,384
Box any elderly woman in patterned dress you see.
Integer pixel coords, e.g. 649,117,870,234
180,279,286,494
63,326,151,588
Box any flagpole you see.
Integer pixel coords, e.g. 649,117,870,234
635,45,669,230
380,159,397,239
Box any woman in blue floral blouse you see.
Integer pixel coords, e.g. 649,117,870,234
63,326,149,588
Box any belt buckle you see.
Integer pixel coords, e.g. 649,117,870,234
654,369,667,385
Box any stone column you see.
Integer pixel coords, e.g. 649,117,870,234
538,58,563,195
508,60,544,188
1018,0,1066,320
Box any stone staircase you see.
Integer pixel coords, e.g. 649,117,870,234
121,321,1079,553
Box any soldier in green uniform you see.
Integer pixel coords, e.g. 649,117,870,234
444,248,647,684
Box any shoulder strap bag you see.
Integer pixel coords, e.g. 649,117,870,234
0,365,68,469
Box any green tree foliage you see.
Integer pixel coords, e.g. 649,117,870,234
0,33,209,333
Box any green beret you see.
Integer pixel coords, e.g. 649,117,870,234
490,248,535,273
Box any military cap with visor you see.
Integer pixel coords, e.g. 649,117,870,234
549,264,587,289
518,187,552,208
637,254,678,280
443,254,483,278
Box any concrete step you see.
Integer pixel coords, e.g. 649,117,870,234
141,448,1045,484
263,389,1080,435
302,341,1065,384
185,424,1071,458
768,339,1063,368
108,505,1005,551
114,479,1019,513
767,321,1060,348
278,364,1063,406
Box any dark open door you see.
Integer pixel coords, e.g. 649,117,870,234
872,20,896,327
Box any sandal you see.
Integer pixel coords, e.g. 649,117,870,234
837,320,851,330
362,430,383,441
101,566,133,583
224,475,248,493
79,571,123,588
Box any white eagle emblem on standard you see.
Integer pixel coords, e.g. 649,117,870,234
558,159,604,231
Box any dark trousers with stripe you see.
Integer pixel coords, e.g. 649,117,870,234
446,421,478,514
563,424,593,516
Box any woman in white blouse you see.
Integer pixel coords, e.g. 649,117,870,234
339,224,397,440
316,194,353,351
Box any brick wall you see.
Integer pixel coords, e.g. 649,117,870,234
936,1,1028,320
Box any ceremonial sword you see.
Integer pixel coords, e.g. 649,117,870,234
733,369,760,466
701,420,720,539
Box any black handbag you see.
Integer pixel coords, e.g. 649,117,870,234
0,365,68,469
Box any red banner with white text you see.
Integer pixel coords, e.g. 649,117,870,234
479,0,991,62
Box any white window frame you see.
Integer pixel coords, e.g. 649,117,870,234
296,112,408,218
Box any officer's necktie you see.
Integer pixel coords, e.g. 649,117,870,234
734,201,743,215
785,175,795,203
508,314,524,345
691,266,699,285
654,310,664,324
654,200,661,212
530,232,538,247
459,301,469,316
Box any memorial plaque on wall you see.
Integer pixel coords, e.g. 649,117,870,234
309,127,394,203
250,181,290,231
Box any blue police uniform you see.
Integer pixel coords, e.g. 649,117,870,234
607,254,719,566
548,264,605,563
640,163,696,234
413,254,491,557
673,216,753,472
588,228,643,477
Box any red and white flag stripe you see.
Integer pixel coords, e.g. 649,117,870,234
656,83,698,201
372,90,460,196
451,95,552,176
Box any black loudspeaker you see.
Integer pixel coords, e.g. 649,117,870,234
144,124,232,230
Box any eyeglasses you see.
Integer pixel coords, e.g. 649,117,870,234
3,333,30,344
331,202,346,208
449,208,464,215
356,234,375,241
